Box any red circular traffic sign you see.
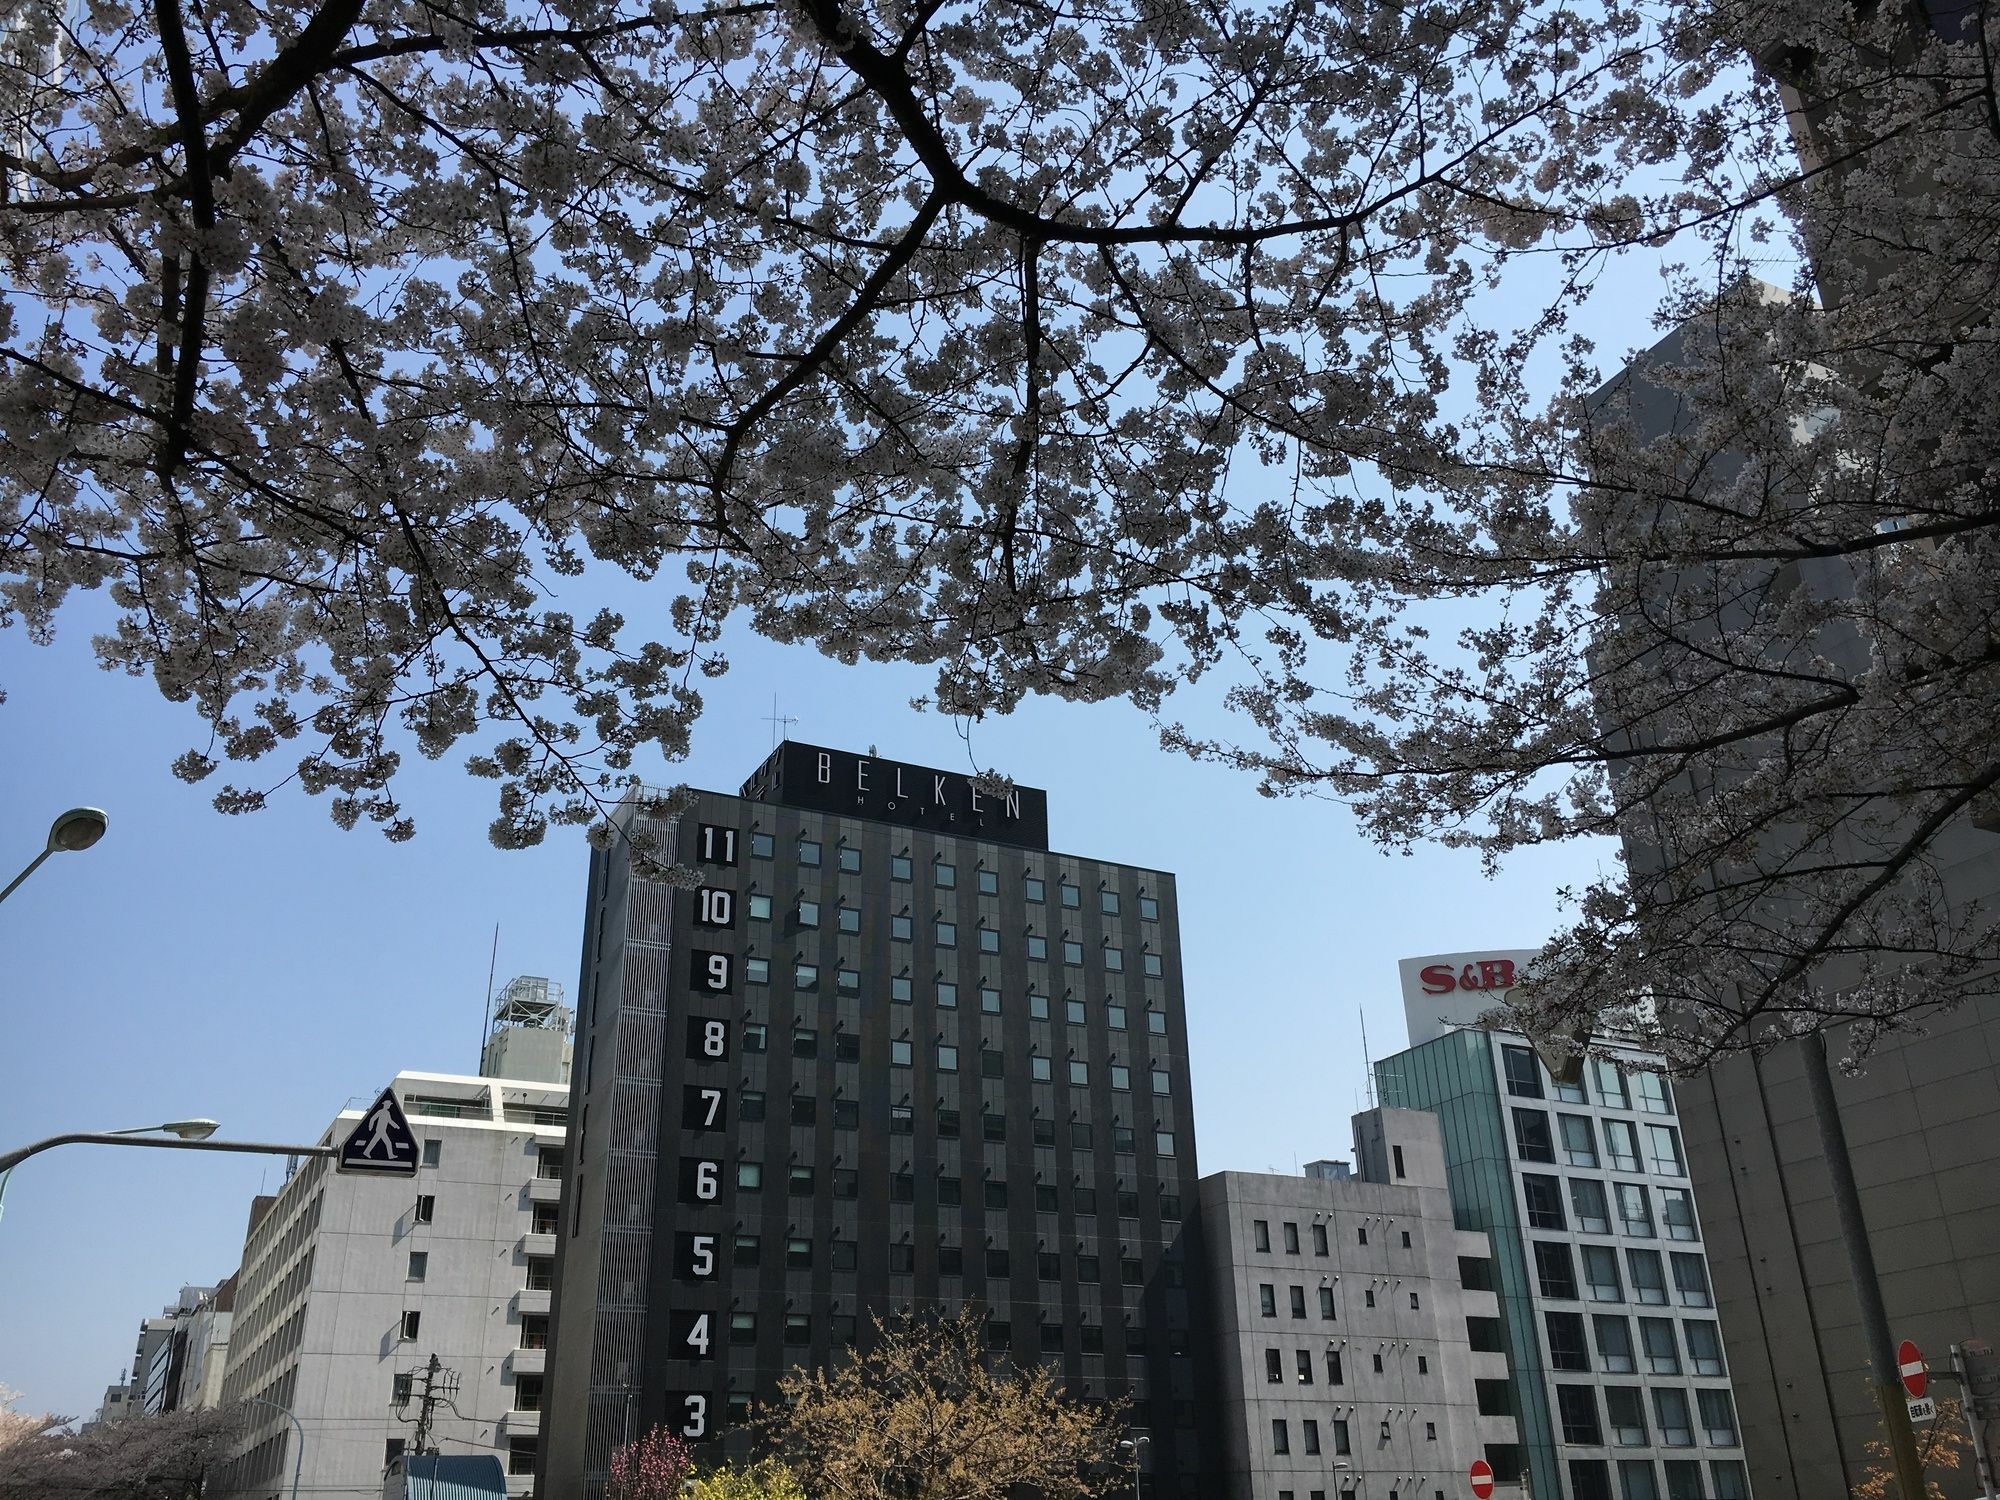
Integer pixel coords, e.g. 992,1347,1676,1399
1899,1340,1928,1399
1469,1458,1495,1499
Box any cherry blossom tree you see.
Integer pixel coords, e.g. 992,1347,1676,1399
0,1405,239,1499
5,0,1998,1061
606,1423,693,1500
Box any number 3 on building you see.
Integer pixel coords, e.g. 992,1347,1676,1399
680,1393,707,1438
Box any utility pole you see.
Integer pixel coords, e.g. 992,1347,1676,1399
1803,1030,1928,1500
394,1353,464,1455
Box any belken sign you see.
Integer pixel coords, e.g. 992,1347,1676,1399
741,741,1051,850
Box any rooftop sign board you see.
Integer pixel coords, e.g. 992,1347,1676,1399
740,740,1051,850
1395,947,1543,1048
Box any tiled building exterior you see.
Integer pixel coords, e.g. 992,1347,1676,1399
211,1070,569,1499
1199,1108,1521,1500
541,742,1203,1497
1376,952,1752,1500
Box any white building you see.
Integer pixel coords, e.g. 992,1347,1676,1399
1376,950,1751,1500
210,1069,567,1500
1199,1108,1523,1500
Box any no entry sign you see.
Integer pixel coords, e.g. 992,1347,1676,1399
1899,1340,1928,1399
1469,1458,1495,1499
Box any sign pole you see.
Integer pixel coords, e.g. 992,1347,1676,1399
1804,1031,1927,1499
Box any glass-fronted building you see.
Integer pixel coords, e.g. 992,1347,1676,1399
1375,951,1752,1500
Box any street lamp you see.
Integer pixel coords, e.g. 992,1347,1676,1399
0,806,109,905
1117,1434,1150,1500
0,1124,333,1225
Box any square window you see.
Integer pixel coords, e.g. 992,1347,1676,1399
751,832,774,859
740,1089,766,1121
1143,953,1163,976
937,980,959,1008
981,1048,1004,1078
730,1311,757,1342
1139,895,1159,920
1025,876,1046,902
1069,1059,1089,1085
1146,1010,1166,1035
832,1238,857,1269
745,956,770,985
937,1044,959,1072
1062,941,1084,965
935,861,956,888
981,987,1002,1014
795,962,819,989
791,1095,817,1125
936,921,957,947
938,1107,960,1138
985,1116,1007,1145
1107,1004,1127,1030
799,839,821,867
938,1175,961,1205
793,1026,817,1057
787,1235,812,1268
833,1168,858,1198
1031,1055,1052,1082
1111,1065,1131,1091
738,1162,763,1189
837,907,860,935
1071,1120,1094,1149
892,1040,913,1066
979,927,1000,953
1114,1125,1136,1152
892,975,913,1003
1030,993,1051,1020
1061,882,1081,908
834,1098,859,1129
1066,998,1088,1025
798,899,821,928
1103,946,1124,972
892,915,913,941
1027,934,1048,960
733,1233,761,1266
1037,1184,1060,1213
836,1030,859,1061
838,844,861,873
749,893,773,920
978,868,998,895
1151,1069,1171,1095
1155,1130,1176,1156
891,854,913,881
1101,890,1121,915
892,1104,914,1134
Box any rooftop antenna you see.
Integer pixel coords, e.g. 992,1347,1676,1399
479,925,499,1068
1360,1006,1377,1108
764,694,798,750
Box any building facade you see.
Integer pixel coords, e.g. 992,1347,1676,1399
1376,952,1753,1500
1198,1107,1521,1500
542,741,1203,1497
210,1068,569,1499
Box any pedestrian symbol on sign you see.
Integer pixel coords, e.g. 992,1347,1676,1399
338,1087,420,1175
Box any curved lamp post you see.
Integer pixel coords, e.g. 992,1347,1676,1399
0,1126,334,1225
0,807,109,905
243,1395,306,1500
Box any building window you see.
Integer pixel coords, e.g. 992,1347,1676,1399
980,986,1002,1014
745,956,771,985
1684,1319,1727,1376
836,1031,860,1062
407,1252,428,1281
837,966,860,992
1653,1389,1695,1447
1303,1419,1321,1455
1583,1244,1624,1302
1523,1174,1567,1230
1060,881,1081,908
936,920,956,947
1594,1314,1636,1373
798,838,821,866
1025,876,1046,902
1155,1130,1175,1156
890,1243,915,1272
1570,1177,1612,1234
798,898,820,928
1697,1389,1738,1446
1139,894,1158,920
513,1373,545,1412
393,1373,414,1407
749,892,773,920
733,1233,761,1266
1271,1419,1290,1456
414,1195,435,1225
1632,1071,1673,1114
892,1040,913,1067
1628,1248,1669,1304
1646,1124,1686,1177
738,1162,762,1190
1556,1384,1603,1445
1289,1285,1307,1318
1502,1044,1544,1098
1591,1058,1630,1109
831,1238,857,1269
1062,940,1084,965
386,1439,406,1466
1639,1317,1681,1375
1147,1009,1166,1035
792,1026,818,1057
935,860,956,888
1065,998,1087,1025
1546,1311,1591,1372
1151,1069,1171,1095
892,915,913,941
892,854,912,881
1604,1118,1642,1172
508,1438,539,1476
730,1311,758,1343
744,1022,768,1051
1142,952,1163,977
1710,1461,1751,1500
1106,1003,1127,1030
421,1139,442,1168
739,1089,767,1122
1296,1349,1314,1384
1026,934,1048,961
838,844,861,873
1660,1188,1699,1241
1606,1386,1650,1447
400,1311,421,1341
1259,1284,1276,1317
1559,1113,1599,1167
1327,1352,1345,1387
1070,1059,1090,1086
1534,1240,1579,1299
1110,1064,1131,1091
1318,1287,1335,1319
937,1044,958,1072
1030,992,1051,1019
1616,1183,1655,1238
1029,1054,1052,1082
1671,1253,1712,1307
1103,946,1124,972
750,831,774,859
1410,1291,1420,1309
520,1314,549,1350
1512,1108,1556,1163
1567,1460,1613,1500
1313,1223,1329,1255
979,927,1000,954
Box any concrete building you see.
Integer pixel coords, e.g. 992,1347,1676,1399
1198,1107,1521,1500
542,741,1204,1497
480,977,573,1087
209,1068,568,1500
169,1274,239,1412
1376,952,1752,1500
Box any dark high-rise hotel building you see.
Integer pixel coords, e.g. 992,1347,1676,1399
541,742,1203,1496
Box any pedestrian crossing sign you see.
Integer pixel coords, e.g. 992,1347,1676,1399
338,1087,421,1176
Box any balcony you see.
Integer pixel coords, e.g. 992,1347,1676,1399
515,1288,553,1316
500,1407,543,1434
510,1347,547,1376
525,1177,562,1205
522,1231,557,1258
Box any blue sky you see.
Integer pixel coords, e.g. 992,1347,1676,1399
0,590,1607,1422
